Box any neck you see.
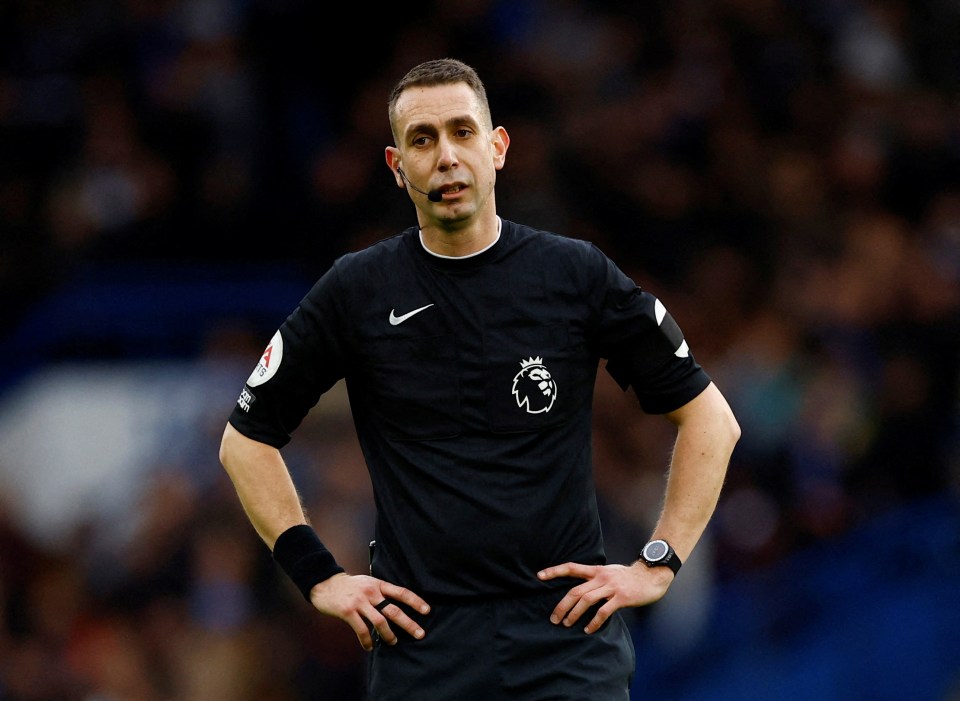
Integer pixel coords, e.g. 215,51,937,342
418,210,501,258
420,216,502,259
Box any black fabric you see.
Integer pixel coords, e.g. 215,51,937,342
366,590,635,701
272,524,345,600
229,220,710,599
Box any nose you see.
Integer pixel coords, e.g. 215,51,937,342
436,136,459,172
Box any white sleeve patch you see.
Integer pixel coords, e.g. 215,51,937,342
246,330,283,387
654,296,689,358
654,297,667,326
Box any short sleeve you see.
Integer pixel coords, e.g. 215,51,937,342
227,266,349,447
591,255,711,414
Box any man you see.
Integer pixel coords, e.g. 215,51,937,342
220,58,740,700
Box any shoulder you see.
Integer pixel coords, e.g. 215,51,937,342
298,228,413,307
504,220,615,287
321,228,417,288
505,220,608,264
334,229,412,271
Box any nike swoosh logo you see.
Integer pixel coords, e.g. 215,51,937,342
389,303,435,326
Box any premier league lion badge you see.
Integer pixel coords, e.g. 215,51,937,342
512,356,557,414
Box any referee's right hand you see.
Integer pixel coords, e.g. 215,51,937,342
308,572,431,651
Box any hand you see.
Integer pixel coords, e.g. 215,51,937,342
308,573,431,651
537,561,673,634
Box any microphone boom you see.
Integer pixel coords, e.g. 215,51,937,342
398,169,444,202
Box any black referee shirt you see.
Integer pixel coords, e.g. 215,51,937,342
229,219,710,599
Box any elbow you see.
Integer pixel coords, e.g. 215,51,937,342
728,408,741,444
701,383,741,451
725,407,742,452
219,422,237,470
219,422,277,474
729,417,742,451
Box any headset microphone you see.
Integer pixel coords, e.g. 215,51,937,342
397,168,444,203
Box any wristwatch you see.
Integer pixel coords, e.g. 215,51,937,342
639,539,682,575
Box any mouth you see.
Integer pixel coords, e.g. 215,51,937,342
437,184,466,198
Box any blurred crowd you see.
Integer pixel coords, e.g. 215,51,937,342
2,0,959,699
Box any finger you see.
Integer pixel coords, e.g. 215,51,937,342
379,583,431,615
548,589,583,625
547,578,597,624
537,562,597,582
347,611,376,652
583,600,617,635
562,587,609,627
373,601,426,642
368,604,399,646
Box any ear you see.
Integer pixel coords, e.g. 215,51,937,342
492,126,510,171
385,146,404,188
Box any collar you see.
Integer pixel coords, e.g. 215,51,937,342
419,216,502,259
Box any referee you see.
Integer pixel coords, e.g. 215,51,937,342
220,58,740,700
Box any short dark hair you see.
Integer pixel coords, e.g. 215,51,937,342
387,58,492,142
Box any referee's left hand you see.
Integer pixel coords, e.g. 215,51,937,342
537,561,674,634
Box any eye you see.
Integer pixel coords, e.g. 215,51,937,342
412,135,431,147
455,128,473,139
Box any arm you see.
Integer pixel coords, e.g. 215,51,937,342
538,382,740,632
651,380,740,562
219,422,307,545
219,422,430,649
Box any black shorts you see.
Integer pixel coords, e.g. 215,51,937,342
366,590,636,701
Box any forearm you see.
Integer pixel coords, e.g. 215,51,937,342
219,421,307,548
653,382,740,560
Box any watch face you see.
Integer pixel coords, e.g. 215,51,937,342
644,540,668,562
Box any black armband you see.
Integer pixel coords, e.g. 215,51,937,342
272,524,345,601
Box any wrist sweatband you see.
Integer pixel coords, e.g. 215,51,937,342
272,524,345,601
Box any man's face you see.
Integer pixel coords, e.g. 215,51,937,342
389,82,506,226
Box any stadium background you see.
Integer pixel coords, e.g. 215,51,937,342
0,1,958,699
